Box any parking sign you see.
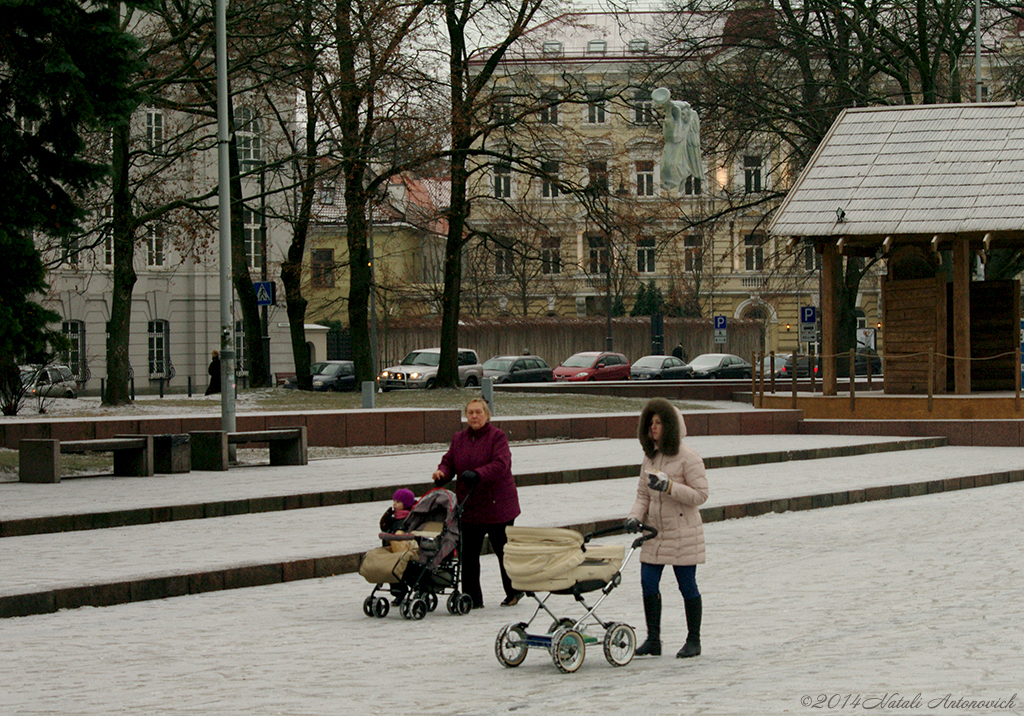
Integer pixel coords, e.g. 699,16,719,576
714,315,727,344
800,306,816,325
799,306,817,343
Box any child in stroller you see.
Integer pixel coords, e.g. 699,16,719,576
360,487,475,620
494,522,657,673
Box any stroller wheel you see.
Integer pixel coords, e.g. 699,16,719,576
495,623,529,668
362,596,375,618
372,597,390,618
550,628,586,674
426,593,438,612
547,618,575,634
400,599,412,619
409,598,428,621
603,623,636,667
455,593,474,616
446,594,459,615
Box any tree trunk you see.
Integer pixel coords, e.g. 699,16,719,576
104,121,136,406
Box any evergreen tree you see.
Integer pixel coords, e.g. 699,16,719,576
0,0,142,413
631,280,665,317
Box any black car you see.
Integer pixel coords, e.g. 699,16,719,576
758,353,817,379
686,353,753,379
630,355,693,380
834,348,883,377
482,355,554,384
283,360,357,391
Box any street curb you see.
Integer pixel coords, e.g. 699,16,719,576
0,437,947,539
2,465,1020,619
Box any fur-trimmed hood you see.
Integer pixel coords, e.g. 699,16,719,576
638,397,687,458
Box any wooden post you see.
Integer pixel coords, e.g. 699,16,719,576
750,352,758,407
928,349,935,412
809,344,816,394
769,350,776,393
849,349,856,412
821,241,838,396
791,351,798,409
952,237,971,394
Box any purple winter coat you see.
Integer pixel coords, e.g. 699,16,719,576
436,422,521,525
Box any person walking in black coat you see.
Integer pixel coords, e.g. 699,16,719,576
206,350,221,395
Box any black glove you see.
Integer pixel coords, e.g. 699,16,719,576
647,472,670,492
459,470,479,485
624,518,641,533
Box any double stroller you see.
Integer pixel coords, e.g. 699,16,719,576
360,488,474,620
495,522,656,673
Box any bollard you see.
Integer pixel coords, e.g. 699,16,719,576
188,376,193,397
362,381,376,409
482,377,495,414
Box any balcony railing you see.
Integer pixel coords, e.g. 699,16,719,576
741,275,769,288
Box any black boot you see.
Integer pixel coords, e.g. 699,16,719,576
635,593,662,656
676,596,702,658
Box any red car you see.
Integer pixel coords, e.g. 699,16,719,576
553,351,631,381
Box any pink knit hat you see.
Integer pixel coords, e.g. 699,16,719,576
392,489,416,510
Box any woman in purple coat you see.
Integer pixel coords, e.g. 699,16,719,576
432,398,522,609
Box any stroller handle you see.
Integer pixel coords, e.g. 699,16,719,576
583,522,658,550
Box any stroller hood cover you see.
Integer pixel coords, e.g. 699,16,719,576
504,526,625,593
397,488,459,570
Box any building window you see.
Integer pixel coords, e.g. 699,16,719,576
310,248,334,288
586,93,607,124
62,320,86,380
804,244,822,271
146,108,164,152
587,39,607,55
587,161,608,194
243,208,261,270
492,98,513,123
542,40,563,55
628,38,649,53
745,233,765,271
103,206,113,266
148,320,169,377
236,107,261,163
633,90,654,125
319,181,336,205
541,236,561,275
539,92,559,124
744,154,763,193
684,175,702,195
587,234,609,275
62,235,80,266
541,160,560,199
636,160,655,196
493,162,512,199
494,238,513,276
637,237,656,273
146,225,165,267
684,235,702,273
235,319,248,376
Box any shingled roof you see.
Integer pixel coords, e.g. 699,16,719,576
769,103,1024,247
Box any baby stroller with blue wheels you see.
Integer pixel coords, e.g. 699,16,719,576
360,487,474,620
494,522,657,673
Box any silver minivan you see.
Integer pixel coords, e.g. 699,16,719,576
21,365,78,399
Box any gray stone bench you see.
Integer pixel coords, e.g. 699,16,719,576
189,427,307,471
19,436,155,484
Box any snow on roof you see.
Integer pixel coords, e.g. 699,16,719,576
769,103,1024,242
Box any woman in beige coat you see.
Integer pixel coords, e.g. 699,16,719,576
625,397,709,658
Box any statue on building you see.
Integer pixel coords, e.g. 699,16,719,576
653,87,702,194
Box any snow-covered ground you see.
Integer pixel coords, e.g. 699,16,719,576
0,428,1022,715
0,483,1020,716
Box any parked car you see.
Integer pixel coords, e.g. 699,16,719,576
482,355,554,384
686,353,752,379
834,348,883,377
281,361,356,391
553,351,631,381
757,353,817,380
630,355,693,380
20,364,78,399
379,348,483,390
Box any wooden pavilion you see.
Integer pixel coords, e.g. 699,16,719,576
770,103,1024,396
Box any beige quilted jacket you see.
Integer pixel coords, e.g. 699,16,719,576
628,399,709,566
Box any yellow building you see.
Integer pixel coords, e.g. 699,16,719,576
464,10,884,354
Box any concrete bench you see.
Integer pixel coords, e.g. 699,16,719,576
189,427,307,471
19,436,155,484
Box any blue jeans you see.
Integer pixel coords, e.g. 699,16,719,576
641,563,700,600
